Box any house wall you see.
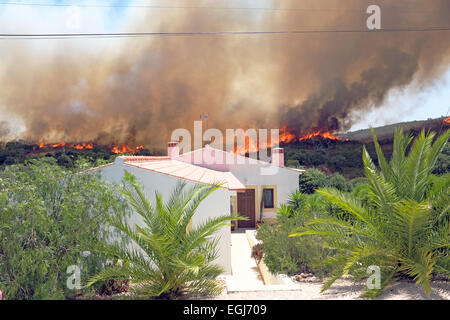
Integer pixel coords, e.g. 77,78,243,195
227,163,300,220
175,147,301,220
98,161,232,274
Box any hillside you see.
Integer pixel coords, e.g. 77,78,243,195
283,116,450,179
338,117,448,142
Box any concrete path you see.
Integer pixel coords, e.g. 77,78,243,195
224,229,298,292
226,230,267,291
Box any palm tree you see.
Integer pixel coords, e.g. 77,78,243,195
292,128,450,297
86,171,242,299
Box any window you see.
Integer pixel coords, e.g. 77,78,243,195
263,188,274,209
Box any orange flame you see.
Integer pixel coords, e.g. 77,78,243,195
231,126,346,155
280,125,297,144
36,140,146,154
233,138,260,155
111,145,144,154
298,130,343,141
38,141,94,150
444,117,450,125
50,141,66,148
71,142,94,150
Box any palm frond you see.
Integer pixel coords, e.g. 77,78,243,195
87,177,238,299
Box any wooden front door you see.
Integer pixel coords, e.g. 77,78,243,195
237,189,256,228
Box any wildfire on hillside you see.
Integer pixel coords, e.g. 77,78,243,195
38,141,94,150
111,145,144,154
298,130,343,141
36,141,144,154
232,126,347,155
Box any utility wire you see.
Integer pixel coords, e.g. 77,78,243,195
0,1,440,14
1,27,450,39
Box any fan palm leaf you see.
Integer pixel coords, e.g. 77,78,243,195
86,171,243,299
292,128,450,297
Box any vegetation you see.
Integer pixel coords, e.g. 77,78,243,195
86,172,241,299
298,168,352,194
291,128,450,297
432,143,450,175
284,141,371,179
256,191,333,276
0,158,126,299
285,119,450,180
0,140,156,169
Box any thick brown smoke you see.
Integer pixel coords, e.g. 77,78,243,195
0,0,449,147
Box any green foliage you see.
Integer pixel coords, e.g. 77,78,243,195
86,172,242,299
298,168,328,194
327,154,347,171
310,151,326,166
327,173,351,192
257,195,333,276
286,159,301,168
0,140,116,168
0,158,126,299
292,128,450,297
432,143,450,175
299,168,352,194
56,154,74,168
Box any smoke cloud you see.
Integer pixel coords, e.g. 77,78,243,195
0,0,449,147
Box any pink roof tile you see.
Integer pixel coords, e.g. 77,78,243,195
122,158,245,191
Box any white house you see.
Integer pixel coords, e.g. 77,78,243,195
96,142,303,274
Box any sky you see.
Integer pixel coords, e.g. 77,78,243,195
0,0,448,138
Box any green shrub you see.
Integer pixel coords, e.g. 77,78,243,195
299,169,352,194
256,214,333,277
327,154,347,171
348,177,369,189
298,168,328,194
286,159,300,168
327,173,350,192
310,151,326,166
432,143,450,175
0,158,127,299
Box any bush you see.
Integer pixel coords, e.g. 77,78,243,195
432,143,450,175
310,151,326,166
327,154,347,171
0,158,127,299
299,169,351,193
256,214,333,277
298,168,328,194
286,159,300,168
327,173,350,192
56,154,74,168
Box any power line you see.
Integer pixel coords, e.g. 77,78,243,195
1,27,450,39
0,1,440,14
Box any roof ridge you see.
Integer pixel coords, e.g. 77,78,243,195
120,156,170,162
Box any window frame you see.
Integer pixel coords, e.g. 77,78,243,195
262,186,277,212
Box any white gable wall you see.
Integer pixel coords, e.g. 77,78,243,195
98,161,232,274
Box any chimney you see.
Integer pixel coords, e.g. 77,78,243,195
272,147,284,167
167,141,179,158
